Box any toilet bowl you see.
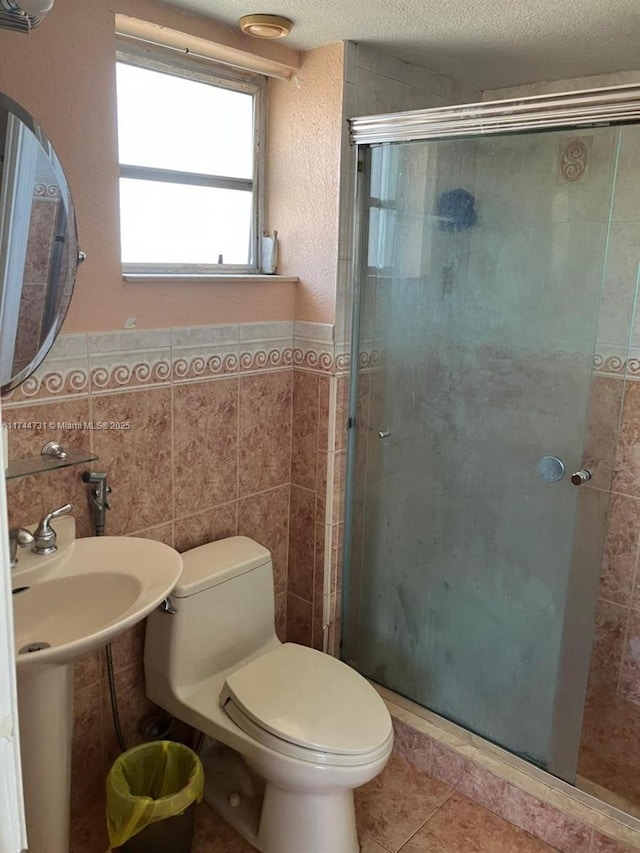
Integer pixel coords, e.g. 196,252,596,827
144,536,393,853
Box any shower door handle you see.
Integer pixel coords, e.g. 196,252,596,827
571,469,592,486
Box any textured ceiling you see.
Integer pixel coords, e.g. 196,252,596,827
158,0,640,90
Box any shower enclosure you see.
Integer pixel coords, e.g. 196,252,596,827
342,88,640,785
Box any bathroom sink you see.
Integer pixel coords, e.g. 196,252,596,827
11,517,183,853
12,525,183,671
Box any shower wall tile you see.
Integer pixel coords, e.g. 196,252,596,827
406,63,450,98
351,42,453,119
597,223,640,350
356,44,407,82
587,599,628,693
583,375,625,488
620,608,640,703
598,494,640,604
578,689,640,808
484,71,640,102
404,88,448,111
344,40,357,85
610,124,640,224
613,381,640,496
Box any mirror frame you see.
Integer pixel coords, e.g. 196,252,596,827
0,90,81,394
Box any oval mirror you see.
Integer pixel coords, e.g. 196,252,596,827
0,91,83,393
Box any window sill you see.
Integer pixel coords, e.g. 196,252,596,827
123,273,299,284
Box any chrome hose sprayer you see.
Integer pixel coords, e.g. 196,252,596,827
82,470,111,536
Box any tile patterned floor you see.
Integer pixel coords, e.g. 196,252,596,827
578,689,640,814
354,755,558,853
71,753,560,852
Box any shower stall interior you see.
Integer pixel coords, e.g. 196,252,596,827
342,87,640,811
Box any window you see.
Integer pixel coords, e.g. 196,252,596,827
116,44,265,276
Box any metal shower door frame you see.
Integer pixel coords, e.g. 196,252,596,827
342,84,640,781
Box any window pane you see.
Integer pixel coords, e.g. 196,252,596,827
119,179,253,265
116,63,254,179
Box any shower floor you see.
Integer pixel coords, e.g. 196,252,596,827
577,689,640,817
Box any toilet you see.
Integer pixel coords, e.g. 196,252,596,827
144,536,393,853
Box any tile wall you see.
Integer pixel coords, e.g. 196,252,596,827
2,318,346,825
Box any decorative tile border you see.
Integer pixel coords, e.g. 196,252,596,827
559,136,592,185
2,333,89,406
88,330,171,393
34,182,61,200
294,322,335,374
1,323,344,402
7,323,636,403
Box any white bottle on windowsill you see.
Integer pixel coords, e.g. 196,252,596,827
261,231,278,275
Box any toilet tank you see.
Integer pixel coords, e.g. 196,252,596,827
145,536,278,697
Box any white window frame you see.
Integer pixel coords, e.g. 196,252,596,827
116,39,266,277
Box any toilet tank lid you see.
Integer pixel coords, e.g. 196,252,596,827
172,536,271,598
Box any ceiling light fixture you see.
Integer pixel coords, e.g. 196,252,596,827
238,14,293,39
0,0,54,32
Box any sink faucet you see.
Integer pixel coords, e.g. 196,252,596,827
32,503,73,556
9,527,34,568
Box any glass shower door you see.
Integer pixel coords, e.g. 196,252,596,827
344,127,622,780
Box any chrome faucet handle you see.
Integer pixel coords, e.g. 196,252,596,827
9,527,35,568
32,502,73,556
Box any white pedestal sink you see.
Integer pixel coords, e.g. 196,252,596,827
11,518,183,853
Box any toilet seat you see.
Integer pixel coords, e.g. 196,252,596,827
219,643,392,766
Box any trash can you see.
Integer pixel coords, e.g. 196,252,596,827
106,741,204,853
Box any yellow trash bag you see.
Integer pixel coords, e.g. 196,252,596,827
106,741,204,850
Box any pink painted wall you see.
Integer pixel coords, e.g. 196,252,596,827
0,0,346,331
266,42,344,323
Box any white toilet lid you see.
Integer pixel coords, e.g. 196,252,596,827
221,643,392,756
